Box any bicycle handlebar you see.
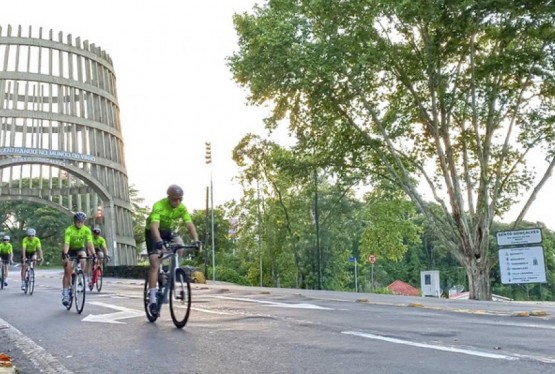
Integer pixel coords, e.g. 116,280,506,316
158,243,200,259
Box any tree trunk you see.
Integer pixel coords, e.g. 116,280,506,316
466,260,491,300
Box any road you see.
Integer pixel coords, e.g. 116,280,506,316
1,269,555,373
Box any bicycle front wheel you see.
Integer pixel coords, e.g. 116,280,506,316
28,268,35,295
95,267,103,292
0,265,4,290
170,268,191,328
74,270,86,314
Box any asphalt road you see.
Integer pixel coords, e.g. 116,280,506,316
1,269,555,373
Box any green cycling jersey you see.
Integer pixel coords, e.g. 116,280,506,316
22,236,41,253
146,197,192,232
0,242,12,255
64,224,93,250
92,235,107,251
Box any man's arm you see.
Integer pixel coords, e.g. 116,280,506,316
150,222,163,243
186,222,199,242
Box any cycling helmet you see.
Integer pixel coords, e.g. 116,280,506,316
73,211,87,222
2,235,9,241
92,227,101,234
167,184,184,198
26,228,36,236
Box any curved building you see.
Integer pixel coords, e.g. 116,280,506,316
0,25,136,264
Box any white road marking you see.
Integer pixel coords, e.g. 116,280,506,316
82,301,143,324
209,295,333,310
342,331,518,360
191,307,236,315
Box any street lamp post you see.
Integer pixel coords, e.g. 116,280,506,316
257,178,263,287
205,142,216,281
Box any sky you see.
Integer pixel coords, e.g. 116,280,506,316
1,0,554,231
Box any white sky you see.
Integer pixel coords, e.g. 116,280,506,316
1,0,554,231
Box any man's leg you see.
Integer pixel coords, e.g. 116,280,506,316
62,256,73,305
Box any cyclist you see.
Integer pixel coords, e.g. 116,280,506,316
61,211,95,306
0,235,14,286
145,184,201,316
90,227,109,288
21,228,43,290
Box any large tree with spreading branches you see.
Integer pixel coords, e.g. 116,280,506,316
229,0,555,299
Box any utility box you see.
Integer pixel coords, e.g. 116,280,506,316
420,270,441,297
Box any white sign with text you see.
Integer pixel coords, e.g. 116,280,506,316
498,246,546,284
496,228,542,247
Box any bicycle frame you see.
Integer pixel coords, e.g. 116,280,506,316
157,245,182,305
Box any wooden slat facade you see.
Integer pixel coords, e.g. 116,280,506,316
0,25,136,264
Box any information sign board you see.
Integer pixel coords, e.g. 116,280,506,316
498,246,546,284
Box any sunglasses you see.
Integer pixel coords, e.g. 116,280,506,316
169,196,183,202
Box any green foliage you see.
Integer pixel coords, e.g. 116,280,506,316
0,200,70,264
208,265,250,286
229,0,555,299
129,185,150,253
360,188,421,262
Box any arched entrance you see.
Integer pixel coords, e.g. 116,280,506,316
0,25,136,264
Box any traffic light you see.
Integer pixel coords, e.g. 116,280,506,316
205,142,212,164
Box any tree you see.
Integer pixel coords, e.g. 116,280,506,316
0,201,69,263
229,1,555,299
129,185,150,253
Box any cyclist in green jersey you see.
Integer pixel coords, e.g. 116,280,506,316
0,235,14,286
61,211,95,306
90,227,109,288
21,228,43,290
144,184,201,316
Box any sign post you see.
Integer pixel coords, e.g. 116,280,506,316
348,256,358,292
368,255,376,292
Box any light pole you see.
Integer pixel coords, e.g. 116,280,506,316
257,178,263,287
205,142,216,281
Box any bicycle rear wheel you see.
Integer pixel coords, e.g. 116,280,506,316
95,267,103,292
170,268,191,328
74,270,86,314
28,268,35,295
143,274,158,322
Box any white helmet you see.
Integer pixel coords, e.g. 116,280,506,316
2,235,10,241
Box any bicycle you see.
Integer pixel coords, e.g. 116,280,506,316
22,258,37,295
65,255,89,314
0,259,8,290
89,254,111,292
143,242,199,328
